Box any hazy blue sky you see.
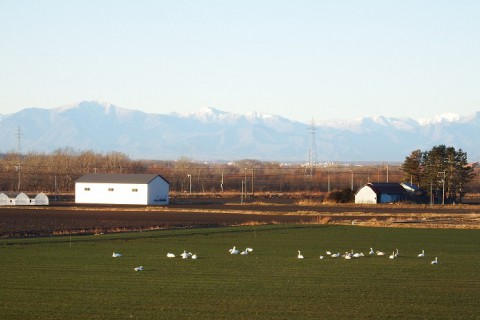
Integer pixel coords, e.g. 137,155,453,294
1,0,479,122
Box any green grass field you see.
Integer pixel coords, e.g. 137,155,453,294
1,225,479,319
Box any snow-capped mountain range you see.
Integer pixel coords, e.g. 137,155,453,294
0,101,479,162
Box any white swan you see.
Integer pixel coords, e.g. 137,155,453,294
369,248,375,255
394,249,399,257
134,266,144,271
431,257,438,265
112,252,122,258
331,252,341,258
297,250,304,259
319,255,324,259
389,251,396,259
240,249,249,255
418,250,425,258
181,250,189,259
353,252,364,258
191,254,197,259
229,246,239,254
376,251,385,256
326,250,332,255
246,247,253,252
166,253,175,258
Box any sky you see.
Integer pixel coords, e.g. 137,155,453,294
1,0,479,123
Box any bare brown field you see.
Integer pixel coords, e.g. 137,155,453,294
0,199,479,238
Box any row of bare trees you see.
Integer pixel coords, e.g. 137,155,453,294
1,149,479,196
0,148,146,194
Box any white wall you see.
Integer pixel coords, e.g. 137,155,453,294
355,186,377,204
147,177,169,205
75,177,169,205
75,182,150,205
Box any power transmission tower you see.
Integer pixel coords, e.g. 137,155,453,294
305,119,317,178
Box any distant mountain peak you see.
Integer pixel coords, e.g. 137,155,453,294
53,101,142,119
1,102,479,162
54,100,112,112
419,113,462,125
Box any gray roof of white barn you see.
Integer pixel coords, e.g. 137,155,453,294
76,173,169,184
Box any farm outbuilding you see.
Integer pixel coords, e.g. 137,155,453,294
0,192,50,206
355,183,408,204
75,173,169,205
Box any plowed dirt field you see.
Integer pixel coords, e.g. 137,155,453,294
1,200,479,238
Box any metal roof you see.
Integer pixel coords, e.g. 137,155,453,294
366,183,406,195
76,173,169,184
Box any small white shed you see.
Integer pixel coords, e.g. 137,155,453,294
75,173,169,205
0,193,10,205
15,192,31,205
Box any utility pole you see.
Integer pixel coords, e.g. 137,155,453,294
220,172,224,192
244,168,247,199
438,171,446,205
348,169,353,190
251,168,254,201
16,126,22,191
241,180,244,204
327,170,330,193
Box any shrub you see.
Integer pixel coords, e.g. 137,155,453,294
323,188,354,203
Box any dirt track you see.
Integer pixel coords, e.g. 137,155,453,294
1,201,479,238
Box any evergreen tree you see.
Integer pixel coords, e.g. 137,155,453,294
401,145,476,203
400,149,422,184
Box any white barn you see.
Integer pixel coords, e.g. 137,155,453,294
355,183,407,204
75,174,169,205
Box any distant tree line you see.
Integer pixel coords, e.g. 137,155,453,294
0,147,478,201
0,148,147,194
401,145,477,203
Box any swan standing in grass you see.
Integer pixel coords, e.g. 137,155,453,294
297,250,304,259
418,250,425,257
166,253,175,258
112,252,122,258
394,249,399,258
134,266,144,271
431,257,438,265
369,248,375,255
389,251,396,259
181,250,189,259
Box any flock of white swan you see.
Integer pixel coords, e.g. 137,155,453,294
112,246,438,271
297,247,439,265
